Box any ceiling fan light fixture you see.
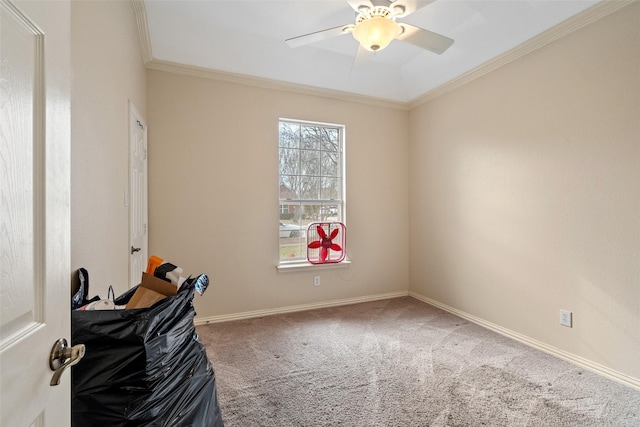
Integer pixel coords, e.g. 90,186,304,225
391,4,405,16
353,15,399,52
285,2,454,56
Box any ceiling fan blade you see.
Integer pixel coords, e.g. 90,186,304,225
350,43,373,73
286,25,353,48
396,23,454,54
346,0,374,13
390,0,436,18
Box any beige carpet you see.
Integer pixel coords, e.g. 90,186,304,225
196,297,640,426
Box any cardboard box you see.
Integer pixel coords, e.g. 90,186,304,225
126,273,178,309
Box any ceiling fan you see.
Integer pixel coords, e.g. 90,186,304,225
285,0,454,55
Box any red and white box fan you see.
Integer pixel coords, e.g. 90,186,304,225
306,222,346,264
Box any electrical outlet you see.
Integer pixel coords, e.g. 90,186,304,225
560,309,572,327
314,276,320,287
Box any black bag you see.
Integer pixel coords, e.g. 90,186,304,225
71,274,223,427
71,267,100,310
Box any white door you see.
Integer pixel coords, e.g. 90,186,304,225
129,102,148,287
0,0,72,426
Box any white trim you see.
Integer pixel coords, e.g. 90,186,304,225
409,291,640,391
193,288,640,390
194,290,408,325
134,0,631,108
276,259,351,272
406,0,633,108
145,59,408,110
131,0,153,64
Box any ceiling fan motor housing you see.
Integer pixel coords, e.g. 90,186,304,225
353,6,400,51
285,0,454,57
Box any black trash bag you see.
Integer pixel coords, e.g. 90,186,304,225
71,274,223,427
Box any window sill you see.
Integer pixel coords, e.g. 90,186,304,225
276,259,351,272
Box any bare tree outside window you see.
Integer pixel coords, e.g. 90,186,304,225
279,119,344,261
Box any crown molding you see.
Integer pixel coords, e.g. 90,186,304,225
131,0,152,64
133,0,632,110
407,0,635,109
145,59,409,110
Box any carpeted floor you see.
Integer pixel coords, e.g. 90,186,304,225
196,297,640,426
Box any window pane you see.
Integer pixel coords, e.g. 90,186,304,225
321,128,339,151
279,215,306,259
279,119,344,263
299,175,320,200
279,148,299,176
301,126,321,150
299,149,320,176
279,202,298,220
279,175,299,199
279,122,299,148
321,150,339,178
321,177,340,199
320,203,340,221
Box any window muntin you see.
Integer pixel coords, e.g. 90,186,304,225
279,119,344,262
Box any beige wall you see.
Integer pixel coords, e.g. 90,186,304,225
409,3,640,381
147,71,410,317
67,0,638,385
71,0,147,297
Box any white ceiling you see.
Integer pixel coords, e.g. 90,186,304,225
142,0,602,104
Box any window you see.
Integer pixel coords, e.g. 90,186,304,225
279,119,345,263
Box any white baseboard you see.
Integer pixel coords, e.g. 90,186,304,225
195,291,409,325
194,289,639,391
409,291,640,391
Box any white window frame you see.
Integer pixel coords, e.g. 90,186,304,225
277,118,347,269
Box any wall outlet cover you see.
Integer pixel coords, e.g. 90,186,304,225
560,309,572,327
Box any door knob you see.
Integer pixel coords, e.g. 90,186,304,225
131,246,141,254
49,338,85,386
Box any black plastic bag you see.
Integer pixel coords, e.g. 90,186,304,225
71,275,223,427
